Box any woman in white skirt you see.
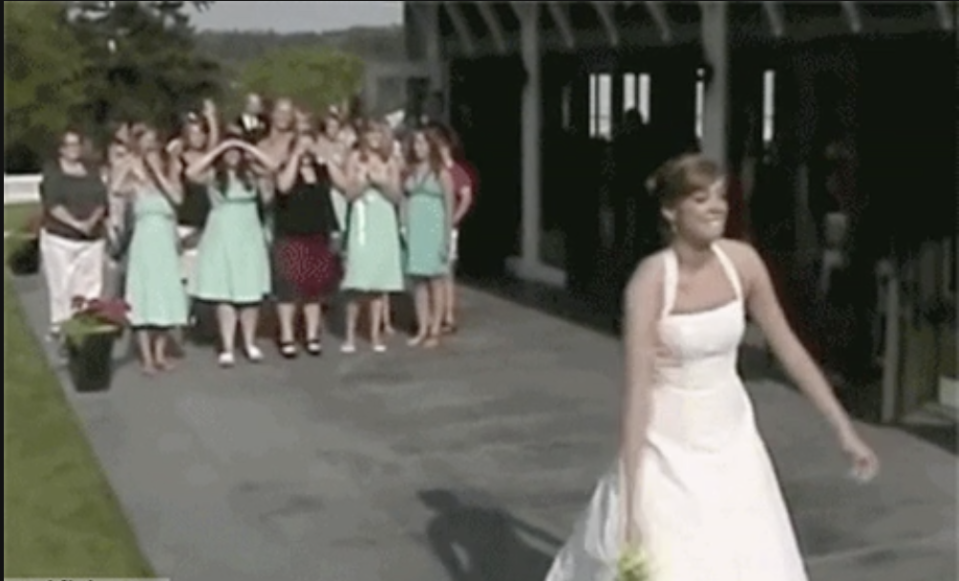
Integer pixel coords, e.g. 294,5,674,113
544,154,879,581
38,129,109,339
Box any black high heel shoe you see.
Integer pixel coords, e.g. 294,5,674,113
278,341,298,359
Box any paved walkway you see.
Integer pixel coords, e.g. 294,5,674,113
11,273,957,581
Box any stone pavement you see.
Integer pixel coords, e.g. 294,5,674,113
10,273,957,581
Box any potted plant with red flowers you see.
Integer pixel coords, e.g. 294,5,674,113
61,296,130,393
6,210,43,276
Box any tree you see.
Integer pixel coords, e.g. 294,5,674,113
237,47,364,115
69,0,222,138
4,2,90,172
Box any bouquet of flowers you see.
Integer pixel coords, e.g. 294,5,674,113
61,296,130,348
617,546,651,581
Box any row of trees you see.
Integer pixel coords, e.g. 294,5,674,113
5,1,367,173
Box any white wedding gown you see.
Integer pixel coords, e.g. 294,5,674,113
545,245,808,581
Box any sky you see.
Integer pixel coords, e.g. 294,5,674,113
189,1,403,33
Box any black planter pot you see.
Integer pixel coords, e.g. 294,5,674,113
8,237,40,276
67,331,118,393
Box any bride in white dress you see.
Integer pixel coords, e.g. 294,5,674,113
545,154,879,581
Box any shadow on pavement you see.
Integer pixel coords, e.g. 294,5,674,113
419,489,560,581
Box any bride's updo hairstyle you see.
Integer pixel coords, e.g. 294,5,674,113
646,153,724,240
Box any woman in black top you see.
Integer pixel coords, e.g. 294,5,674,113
38,129,109,337
272,133,349,357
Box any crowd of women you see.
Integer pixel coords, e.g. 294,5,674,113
38,95,475,374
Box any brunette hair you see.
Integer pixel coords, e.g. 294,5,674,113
407,128,445,176
427,122,465,162
646,153,724,208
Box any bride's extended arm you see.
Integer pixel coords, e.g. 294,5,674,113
737,242,855,438
620,257,663,545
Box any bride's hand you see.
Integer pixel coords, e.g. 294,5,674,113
618,542,649,581
838,428,879,482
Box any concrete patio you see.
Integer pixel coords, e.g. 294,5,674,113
10,271,957,581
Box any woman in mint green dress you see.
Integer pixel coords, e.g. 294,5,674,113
340,124,404,354
316,113,351,231
185,132,278,367
115,127,189,375
403,129,454,348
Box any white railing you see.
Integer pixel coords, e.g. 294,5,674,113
4,174,42,205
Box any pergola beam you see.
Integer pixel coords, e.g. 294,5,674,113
546,1,576,49
443,2,476,55
593,2,620,47
839,1,863,33
932,1,955,30
762,1,786,38
645,1,673,42
475,1,507,54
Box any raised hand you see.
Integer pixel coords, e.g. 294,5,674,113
202,98,217,118
295,135,313,155
166,138,185,157
367,162,388,186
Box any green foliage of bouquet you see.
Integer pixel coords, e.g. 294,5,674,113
617,546,651,581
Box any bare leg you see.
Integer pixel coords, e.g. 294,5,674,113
136,329,157,375
303,301,323,355
276,302,298,357
424,278,446,348
343,297,360,352
369,295,385,351
381,293,396,335
443,273,457,330
303,301,322,340
239,305,262,361
216,303,238,365
408,281,430,346
154,330,173,370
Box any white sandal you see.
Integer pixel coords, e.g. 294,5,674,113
244,344,264,362
217,352,235,367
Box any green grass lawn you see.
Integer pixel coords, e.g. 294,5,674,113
4,203,154,577
4,202,40,232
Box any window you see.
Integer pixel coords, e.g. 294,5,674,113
638,73,651,121
624,73,637,112
762,69,776,144
695,67,705,140
589,73,612,139
622,73,651,121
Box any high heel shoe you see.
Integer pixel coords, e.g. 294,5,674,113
304,338,323,356
278,341,298,359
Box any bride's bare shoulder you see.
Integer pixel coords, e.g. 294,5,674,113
715,238,766,280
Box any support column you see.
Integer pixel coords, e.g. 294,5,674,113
701,2,730,167
519,3,543,274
